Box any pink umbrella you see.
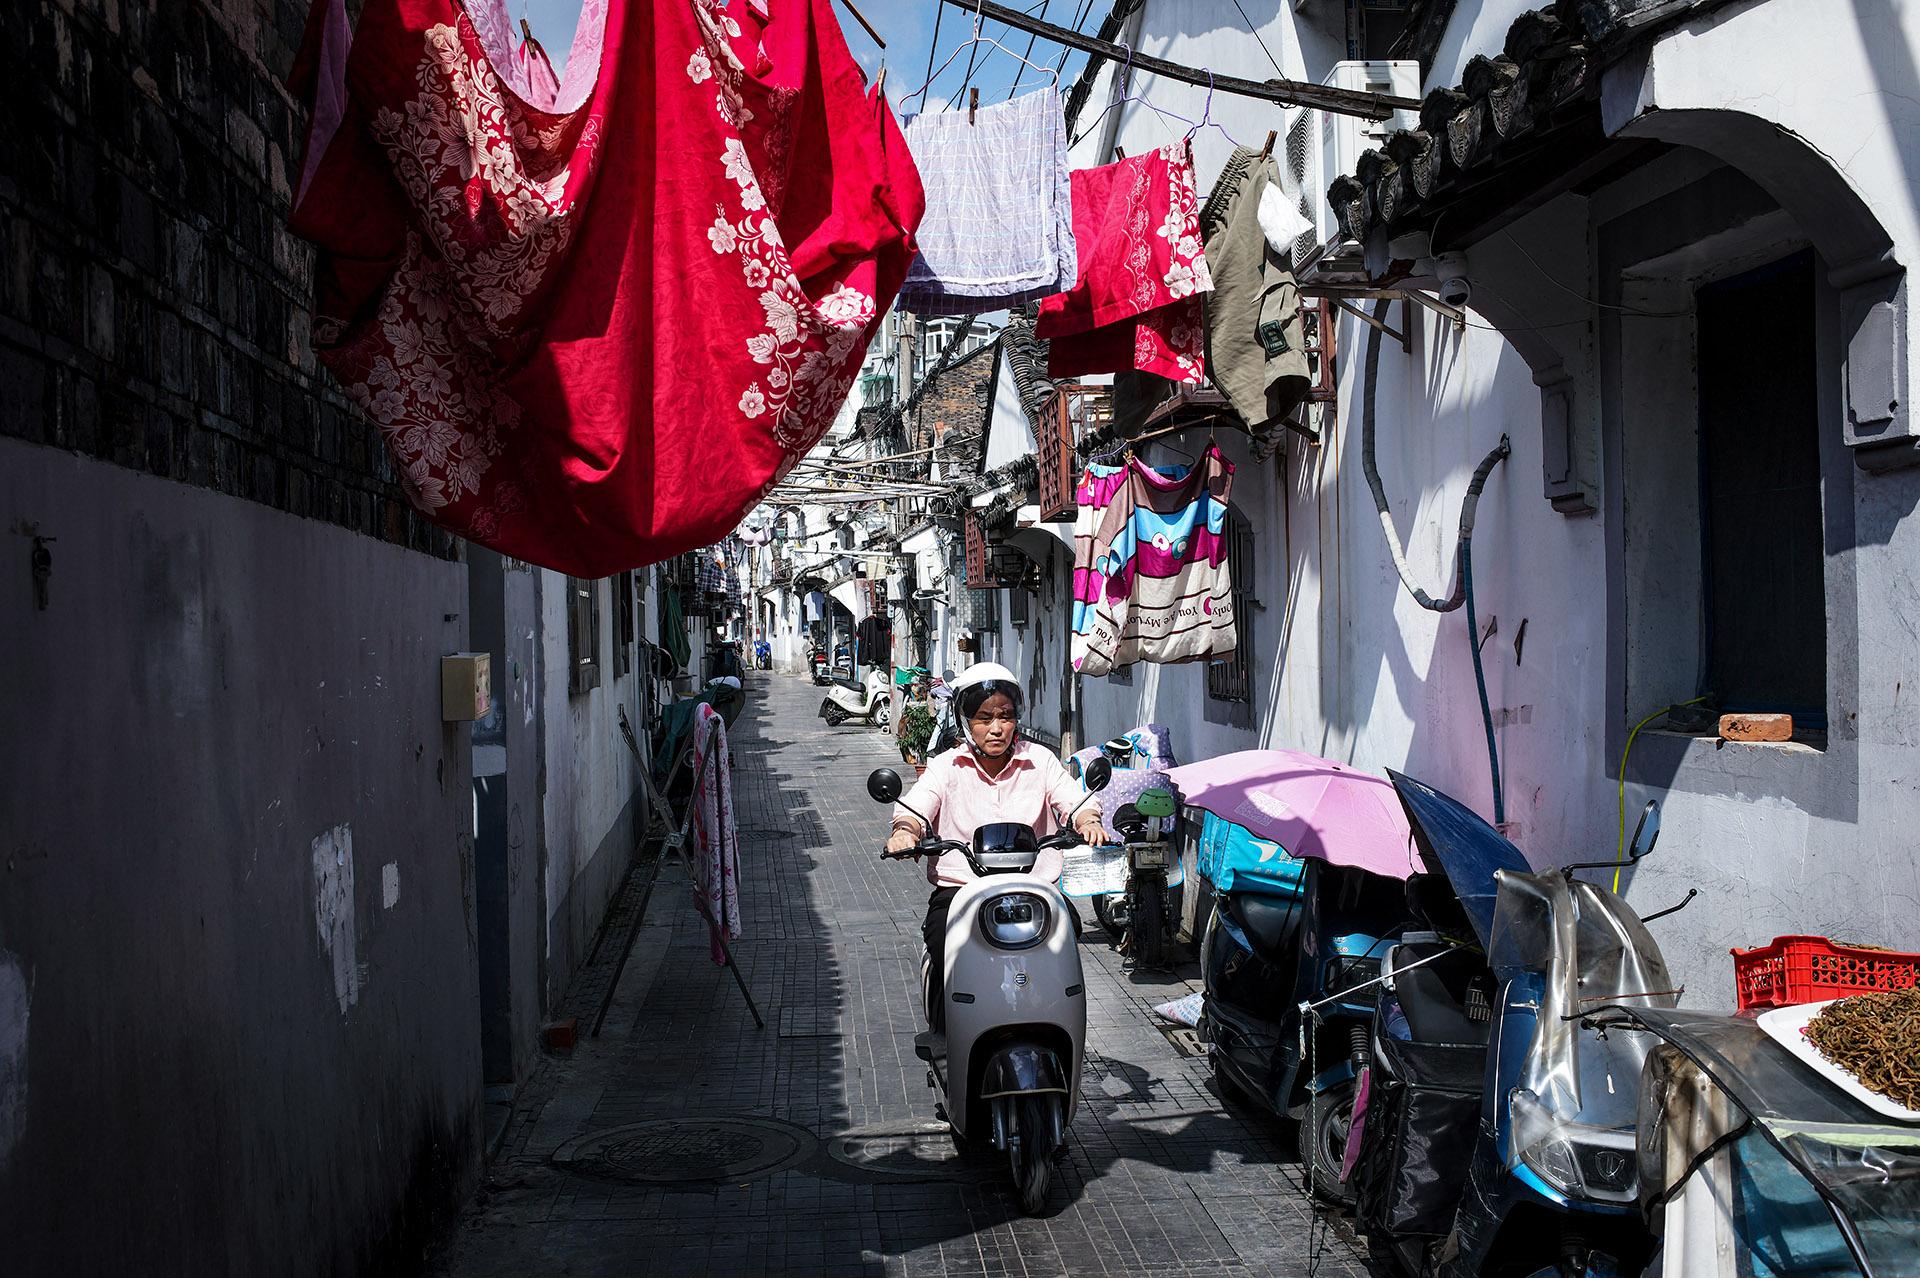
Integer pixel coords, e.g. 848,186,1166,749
1166,749,1418,881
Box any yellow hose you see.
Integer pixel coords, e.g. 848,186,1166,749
1615,697,1707,893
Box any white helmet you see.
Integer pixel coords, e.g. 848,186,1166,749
951,662,1023,720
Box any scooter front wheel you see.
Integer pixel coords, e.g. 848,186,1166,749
1009,1094,1058,1215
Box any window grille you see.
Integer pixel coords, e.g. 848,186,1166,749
567,576,601,695
612,571,636,678
1208,513,1255,703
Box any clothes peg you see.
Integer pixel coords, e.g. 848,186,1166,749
1114,146,1126,161
969,87,979,124
520,16,534,40
1260,130,1276,160
877,65,887,95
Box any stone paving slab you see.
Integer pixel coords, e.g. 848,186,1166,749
430,673,1374,1278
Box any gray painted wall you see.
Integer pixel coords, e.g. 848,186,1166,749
1,442,480,1273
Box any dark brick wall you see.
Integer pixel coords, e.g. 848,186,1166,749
0,0,458,558
910,340,994,457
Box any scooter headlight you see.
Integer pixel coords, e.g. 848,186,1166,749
1510,1090,1638,1203
979,892,1050,950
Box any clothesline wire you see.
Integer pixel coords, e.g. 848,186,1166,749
917,0,946,110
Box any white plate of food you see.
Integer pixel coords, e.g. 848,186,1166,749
1756,998,1920,1124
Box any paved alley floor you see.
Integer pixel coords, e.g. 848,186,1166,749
431,673,1372,1278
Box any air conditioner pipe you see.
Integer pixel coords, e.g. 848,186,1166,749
1359,299,1510,824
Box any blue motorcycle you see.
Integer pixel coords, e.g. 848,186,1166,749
1352,773,1686,1277
1198,810,1404,1206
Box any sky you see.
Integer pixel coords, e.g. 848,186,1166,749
519,0,1107,116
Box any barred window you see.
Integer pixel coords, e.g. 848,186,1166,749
568,576,602,695
612,571,636,678
1207,512,1255,703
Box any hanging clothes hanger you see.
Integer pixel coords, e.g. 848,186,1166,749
903,0,1060,113
1079,54,1257,155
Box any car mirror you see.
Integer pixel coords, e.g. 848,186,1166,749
1081,756,1113,793
867,768,903,804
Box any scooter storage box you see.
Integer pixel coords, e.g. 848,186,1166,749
1195,810,1306,898
1353,1035,1484,1239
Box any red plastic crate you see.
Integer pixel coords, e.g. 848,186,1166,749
1732,934,1920,1010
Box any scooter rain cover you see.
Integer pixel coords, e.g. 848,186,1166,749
1387,770,1530,943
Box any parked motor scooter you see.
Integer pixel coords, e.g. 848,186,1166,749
1109,784,1182,968
1070,730,1182,951
753,638,771,670
819,668,891,728
866,757,1112,1214
1352,774,1685,1277
1199,829,1403,1206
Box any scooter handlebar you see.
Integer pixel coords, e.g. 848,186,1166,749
883,838,968,861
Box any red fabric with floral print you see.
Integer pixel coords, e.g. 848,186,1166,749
289,0,922,575
1034,143,1212,385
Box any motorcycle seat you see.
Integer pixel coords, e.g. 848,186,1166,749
1230,891,1304,960
1388,941,1493,1046
830,677,865,693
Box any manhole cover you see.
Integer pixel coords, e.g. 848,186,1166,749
1158,1024,1205,1058
551,1117,816,1184
736,829,795,844
825,1120,984,1182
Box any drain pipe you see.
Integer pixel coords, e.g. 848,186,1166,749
1358,300,1511,823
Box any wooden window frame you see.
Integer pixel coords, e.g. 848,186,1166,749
568,576,602,695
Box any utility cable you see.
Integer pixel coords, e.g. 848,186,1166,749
1614,697,1706,892
1359,298,1511,823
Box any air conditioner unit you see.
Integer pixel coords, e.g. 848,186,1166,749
914,554,941,594
1285,60,1421,276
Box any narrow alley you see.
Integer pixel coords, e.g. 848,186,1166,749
431,671,1369,1278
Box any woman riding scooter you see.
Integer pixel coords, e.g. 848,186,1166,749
884,663,1106,1029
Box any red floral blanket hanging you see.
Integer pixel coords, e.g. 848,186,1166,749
1034,142,1212,385
289,0,923,575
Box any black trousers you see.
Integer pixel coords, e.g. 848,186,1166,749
922,886,959,1030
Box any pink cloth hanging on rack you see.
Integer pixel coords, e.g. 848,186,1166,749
288,0,923,576
1035,142,1213,384
513,21,561,102
691,703,742,965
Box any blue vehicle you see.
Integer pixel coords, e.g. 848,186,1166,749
1353,772,1681,1277
1197,810,1404,1206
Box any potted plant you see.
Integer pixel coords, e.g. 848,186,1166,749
897,702,935,773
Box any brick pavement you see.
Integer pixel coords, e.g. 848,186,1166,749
431,673,1374,1278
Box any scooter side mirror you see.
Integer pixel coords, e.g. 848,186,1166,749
1627,800,1661,861
1081,756,1113,794
867,768,903,804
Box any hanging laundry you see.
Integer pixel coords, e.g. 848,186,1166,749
855,613,891,667
1036,143,1214,385
288,0,924,577
1199,146,1312,435
691,703,742,966
660,579,692,673
513,19,560,102
897,86,1076,316
1071,447,1237,677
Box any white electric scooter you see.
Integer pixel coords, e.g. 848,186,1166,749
819,668,891,727
865,756,1112,1213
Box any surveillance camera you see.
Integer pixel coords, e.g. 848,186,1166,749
1432,250,1471,309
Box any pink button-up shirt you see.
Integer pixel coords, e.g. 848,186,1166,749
895,741,1100,886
